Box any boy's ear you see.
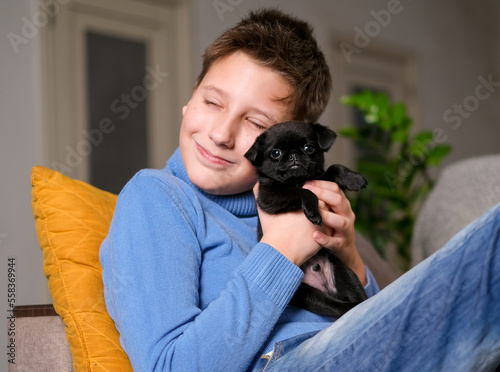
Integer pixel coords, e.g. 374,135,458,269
312,123,337,152
182,98,194,116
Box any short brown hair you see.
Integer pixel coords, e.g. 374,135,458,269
196,8,332,122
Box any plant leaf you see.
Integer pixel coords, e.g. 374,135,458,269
391,129,408,143
426,145,452,166
408,131,434,156
339,90,452,272
338,127,361,140
391,103,406,124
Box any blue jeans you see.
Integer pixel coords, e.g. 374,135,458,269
254,203,500,372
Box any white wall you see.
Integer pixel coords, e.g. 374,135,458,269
1,0,51,367
1,0,499,368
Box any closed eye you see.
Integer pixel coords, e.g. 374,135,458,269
249,121,267,131
204,99,220,107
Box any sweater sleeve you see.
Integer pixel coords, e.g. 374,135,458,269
100,171,304,372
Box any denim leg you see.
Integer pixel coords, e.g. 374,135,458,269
251,332,319,372
265,203,500,372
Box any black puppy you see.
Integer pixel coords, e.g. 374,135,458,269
245,121,368,318
292,248,368,318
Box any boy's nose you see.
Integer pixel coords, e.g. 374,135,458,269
209,117,236,148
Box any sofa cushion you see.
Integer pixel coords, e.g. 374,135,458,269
31,166,132,371
411,154,500,265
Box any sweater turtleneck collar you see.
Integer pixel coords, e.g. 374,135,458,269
166,149,258,217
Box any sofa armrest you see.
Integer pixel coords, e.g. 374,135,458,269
8,305,73,372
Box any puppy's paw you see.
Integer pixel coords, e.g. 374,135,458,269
301,189,322,225
306,212,323,226
324,164,368,192
344,172,368,191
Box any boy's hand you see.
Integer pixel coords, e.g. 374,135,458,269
254,184,331,267
302,180,367,286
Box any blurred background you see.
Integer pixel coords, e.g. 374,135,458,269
1,0,499,366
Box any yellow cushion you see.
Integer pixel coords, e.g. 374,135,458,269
31,166,132,371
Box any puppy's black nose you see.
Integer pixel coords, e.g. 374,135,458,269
289,153,297,161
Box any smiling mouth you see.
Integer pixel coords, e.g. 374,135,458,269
196,143,234,166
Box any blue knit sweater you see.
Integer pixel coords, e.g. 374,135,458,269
100,148,379,371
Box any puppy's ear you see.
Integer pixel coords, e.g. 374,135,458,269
312,123,337,152
244,132,266,164
244,142,259,163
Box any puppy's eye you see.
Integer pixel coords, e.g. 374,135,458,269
312,263,321,272
270,149,282,159
303,144,315,154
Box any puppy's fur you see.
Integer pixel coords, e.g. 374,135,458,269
245,121,367,226
245,121,368,318
291,248,368,318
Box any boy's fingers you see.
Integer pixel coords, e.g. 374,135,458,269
313,231,343,250
319,209,352,233
303,181,350,214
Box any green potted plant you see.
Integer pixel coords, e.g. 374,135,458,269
339,91,451,272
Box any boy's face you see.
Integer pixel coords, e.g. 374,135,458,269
180,52,293,195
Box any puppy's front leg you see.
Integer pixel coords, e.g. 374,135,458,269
323,164,368,192
300,188,322,225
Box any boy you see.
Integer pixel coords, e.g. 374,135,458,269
100,8,500,372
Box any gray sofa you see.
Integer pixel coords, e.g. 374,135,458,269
412,154,500,265
9,305,73,371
